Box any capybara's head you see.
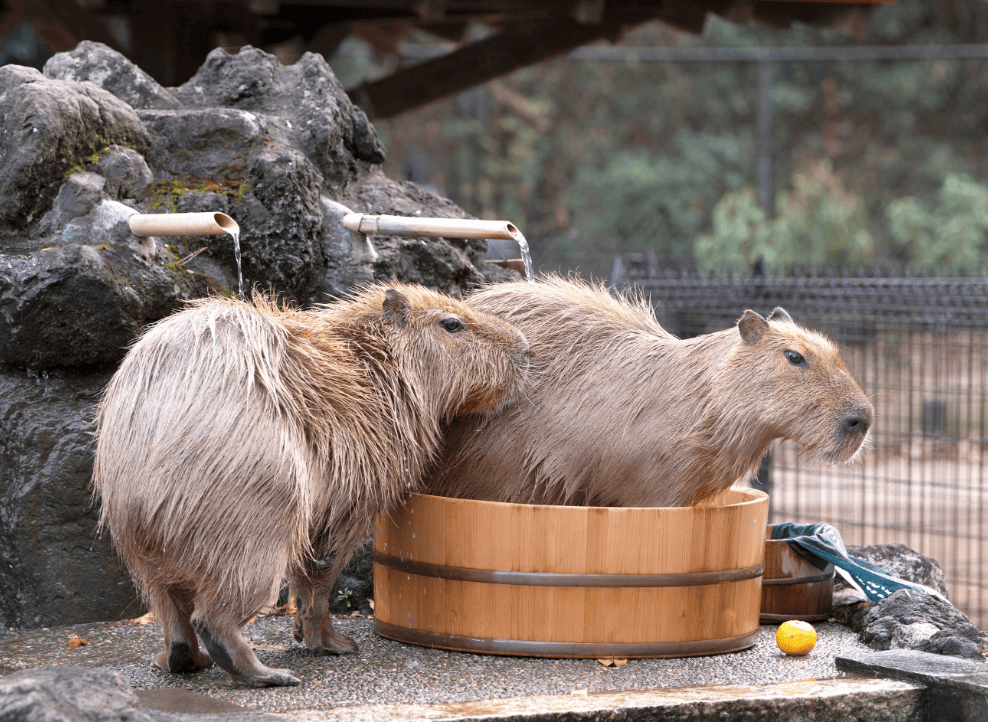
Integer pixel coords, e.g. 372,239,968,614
356,284,530,418
730,307,873,464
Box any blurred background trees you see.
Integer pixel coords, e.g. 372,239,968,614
333,0,988,277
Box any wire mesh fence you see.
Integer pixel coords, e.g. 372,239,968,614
624,267,988,628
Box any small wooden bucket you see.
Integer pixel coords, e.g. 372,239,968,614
373,488,768,658
759,526,835,624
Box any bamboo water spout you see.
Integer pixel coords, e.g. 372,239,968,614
343,212,533,281
129,212,244,298
128,212,240,238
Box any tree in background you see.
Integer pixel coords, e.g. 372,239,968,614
695,160,874,272
886,174,988,270
349,0,988,277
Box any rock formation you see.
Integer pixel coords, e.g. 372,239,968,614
0,41,513,629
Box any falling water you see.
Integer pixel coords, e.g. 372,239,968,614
515,230,534,283
230,230,244,299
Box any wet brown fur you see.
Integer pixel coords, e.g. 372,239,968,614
93,284,529,687
428,275,873,507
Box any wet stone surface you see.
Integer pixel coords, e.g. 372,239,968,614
1,615,875,714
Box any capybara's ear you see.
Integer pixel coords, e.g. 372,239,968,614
737,310,768,344
768,307,793,324
383,289,411,327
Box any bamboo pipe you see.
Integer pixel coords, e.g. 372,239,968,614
342,213,523,243
129,212,239,237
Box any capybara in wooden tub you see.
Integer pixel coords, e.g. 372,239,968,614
93,284,529,687
428,276,873,507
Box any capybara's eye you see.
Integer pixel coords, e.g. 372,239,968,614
440,317,465,333
785,349,806,366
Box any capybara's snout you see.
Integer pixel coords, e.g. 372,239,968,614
840,407,873,437
831,398,875,462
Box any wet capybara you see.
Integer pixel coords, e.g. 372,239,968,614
93,284,529,687
428,276,873,507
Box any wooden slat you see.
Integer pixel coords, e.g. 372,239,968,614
347,9,658,119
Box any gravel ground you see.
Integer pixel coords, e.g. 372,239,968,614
0,614,875,715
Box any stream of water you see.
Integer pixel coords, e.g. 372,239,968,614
230,230,244,299
515,231,534,282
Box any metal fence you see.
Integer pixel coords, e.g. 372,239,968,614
624,268,988,628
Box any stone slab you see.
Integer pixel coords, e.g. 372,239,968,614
285,678,924,722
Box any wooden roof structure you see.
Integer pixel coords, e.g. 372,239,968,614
5,0,892,118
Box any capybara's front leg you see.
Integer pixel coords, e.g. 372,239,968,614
292,566,358,655
192,618,301,688
153,586,212,674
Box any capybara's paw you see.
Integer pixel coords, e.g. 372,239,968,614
307,627,358,655
234,666,301,688
292,615,304,643
154,643,213,674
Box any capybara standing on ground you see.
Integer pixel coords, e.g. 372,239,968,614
93,284,529,687
428,276,873,507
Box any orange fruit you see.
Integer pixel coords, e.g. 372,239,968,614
776,620,817,656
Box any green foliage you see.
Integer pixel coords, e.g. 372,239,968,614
695,161,873,272
886,173,988,269
563,132,750,258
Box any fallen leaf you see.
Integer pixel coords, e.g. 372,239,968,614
252,644,289,653
67,635,89,648
571,688,588,696
596,658,627,667
132,612,154,625
368,599,375,611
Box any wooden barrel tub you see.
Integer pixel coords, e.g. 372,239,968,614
759,526,835,624
373,488,769,658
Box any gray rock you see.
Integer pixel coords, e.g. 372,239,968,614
890,621,940,650
317,197,378,301
39,171,106,234
173,47,386,193
0,369,140,630
136,107,323,300
43,40,181,111
855,589,986,661
847,543,949,597
96,145,154,201
0,65,149,238
0,242,178,369
0,665,150,721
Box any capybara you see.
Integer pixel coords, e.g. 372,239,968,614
428,276,873,507
93,284,529,687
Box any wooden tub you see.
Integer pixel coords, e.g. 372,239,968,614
759,526,835,624
373,488,768,658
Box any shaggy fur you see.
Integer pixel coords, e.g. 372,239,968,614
427,275,873,507
93,284,529,687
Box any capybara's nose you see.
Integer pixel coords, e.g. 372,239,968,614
841,413,871,435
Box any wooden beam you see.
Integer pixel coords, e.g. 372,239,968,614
347,10,656,119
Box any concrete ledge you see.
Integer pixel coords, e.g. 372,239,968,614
281,678,923,722
837,649,988,721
